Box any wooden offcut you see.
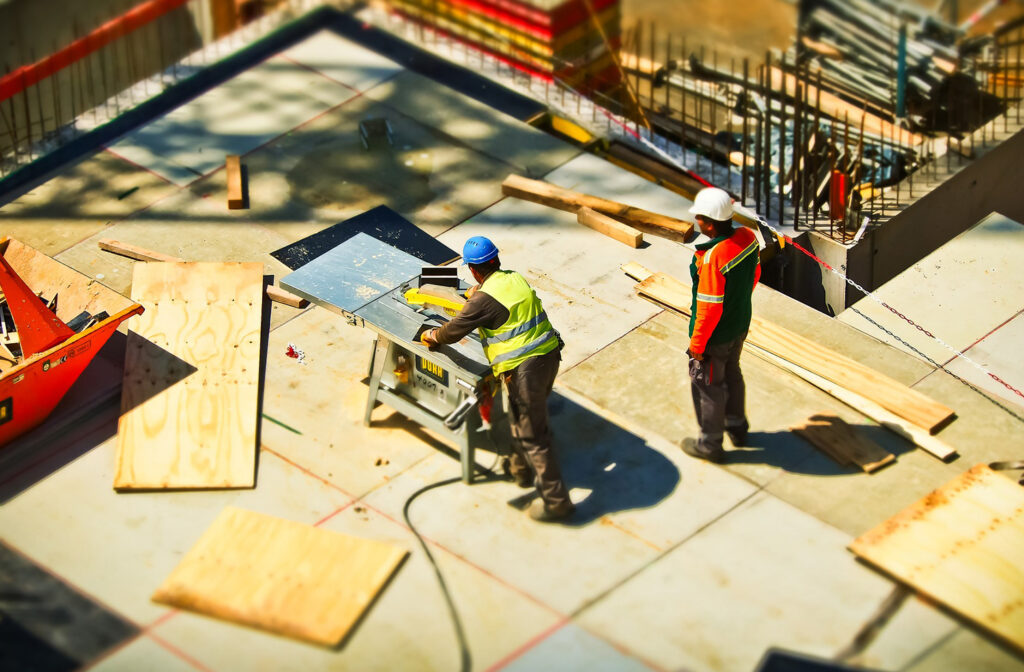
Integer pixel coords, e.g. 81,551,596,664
625,265,957,440
114,262,263,490
502,174,694,242
226,155,244,210
152,507,408,646
97,239,309,309
577,207,643,247
850,465,1024,655
791,413,895,473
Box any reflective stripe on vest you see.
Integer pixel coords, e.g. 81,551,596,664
478,271,558,374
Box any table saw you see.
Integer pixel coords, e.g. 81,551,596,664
281,233,510,483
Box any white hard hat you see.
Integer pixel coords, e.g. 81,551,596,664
689,187,733,222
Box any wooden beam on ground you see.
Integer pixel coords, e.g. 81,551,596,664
620,262,654,282
502,174,694,243
114,262,263,490
98,239,308,309
791,413,895,473
577,207,643,247
850,465,1024,656
153,506,408,646
226,155,244,210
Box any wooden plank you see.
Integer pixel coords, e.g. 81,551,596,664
152,507,407,646
98,238,181,263
749,316,955,434
850,465,1024,655
97,239,308,309
502,174,694,243
114,262,263,490
577,207,643,247
620,262,653,282
226,155,244,210
791,413,895,473
751,348,957,462
628,267,957,443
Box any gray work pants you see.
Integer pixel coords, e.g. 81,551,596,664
505,347,572,509
689,332,749,452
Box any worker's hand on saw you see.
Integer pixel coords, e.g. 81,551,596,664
420,328,440,349
464,284,480,300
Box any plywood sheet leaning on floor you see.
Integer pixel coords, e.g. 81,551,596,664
114,262,263,490
850,464,1024,655
152,507,408,646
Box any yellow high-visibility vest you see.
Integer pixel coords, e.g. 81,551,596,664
478,271,558,374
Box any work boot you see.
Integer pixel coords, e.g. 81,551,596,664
680,438,725,464
527,499,576,523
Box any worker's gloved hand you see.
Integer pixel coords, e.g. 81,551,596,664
420,327,440,350
464,284,480,300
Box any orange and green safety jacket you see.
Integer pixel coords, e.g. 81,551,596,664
688,226,761,355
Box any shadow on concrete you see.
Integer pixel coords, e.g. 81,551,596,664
724,425,914,475
546,393,680,525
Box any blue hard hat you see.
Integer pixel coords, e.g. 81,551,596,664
462,236,499,264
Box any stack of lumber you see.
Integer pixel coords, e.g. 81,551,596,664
622,263,957,464
385,0,622,92
794,0,1002,132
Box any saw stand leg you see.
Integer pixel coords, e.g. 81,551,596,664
363,337,389,426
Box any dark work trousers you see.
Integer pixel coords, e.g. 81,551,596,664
689,331,749,452
504,347,572,509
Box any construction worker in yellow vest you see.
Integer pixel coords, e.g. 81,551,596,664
421,236,575,522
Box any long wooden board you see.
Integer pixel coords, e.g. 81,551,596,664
577,206,643,247
850,465,1024,655
791,413,895,473
226,155,244,210
153,507,408,646
502,174,694,243
749,316,955,434
114,262,263,490
630,268,955,435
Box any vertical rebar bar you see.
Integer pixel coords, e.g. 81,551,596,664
1017,27,1022,124
30,49,48,143
710,48,718,184
762,53,772,221
49,41,63,140
729,56,736,194
681,36,688,165
778,53,787,228
742,58,750,205
634,21,643,135
793,75,802,232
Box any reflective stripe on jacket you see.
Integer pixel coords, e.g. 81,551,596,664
688,226,761,354
478,270,558,374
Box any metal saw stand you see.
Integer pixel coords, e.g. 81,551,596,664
282,233,511,484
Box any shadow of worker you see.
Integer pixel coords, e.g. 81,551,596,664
520,393,680,526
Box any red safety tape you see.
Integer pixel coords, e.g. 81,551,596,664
0,0,190,103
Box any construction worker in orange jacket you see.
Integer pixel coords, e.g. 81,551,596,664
681,187,761,463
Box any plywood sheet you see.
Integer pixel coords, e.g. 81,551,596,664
790,413,895,473
851,465,1024,654
152,507,407,646
114,262,263,490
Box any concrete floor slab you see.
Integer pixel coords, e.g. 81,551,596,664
0,152,177,256
107,55,358,185
838,212,1024,365
259,306,444,499
149,505,563,672
280,29,403,93
88,635,199,672
0,441,351,625
241,92,512,237
575,492,907,672
941,310,1024,410
362,70,580,178
501,623,657,672
361,451,662,615
905,627,1024,672
848,595,958,672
